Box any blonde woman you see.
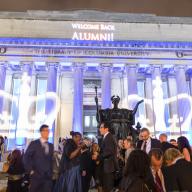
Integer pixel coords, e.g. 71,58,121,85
164,148,183,166
91,143,102,192
163,148,192,191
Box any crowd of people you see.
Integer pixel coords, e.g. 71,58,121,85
0,136,8,161
1,123,192,192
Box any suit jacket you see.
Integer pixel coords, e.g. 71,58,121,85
121,175,151,192
24,139,54,179
80,149,94,176
163,158,192,191
136,138,161,152
161,142,178,153
99,132,118,174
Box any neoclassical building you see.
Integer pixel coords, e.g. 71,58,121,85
0,10,192,148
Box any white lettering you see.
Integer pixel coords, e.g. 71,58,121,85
100,24,115,31
91,33,100,41
72,23,115,31
72,32,79,40
72,23,99,30
71,23,115,41
100,33,108,41
72,32,114,41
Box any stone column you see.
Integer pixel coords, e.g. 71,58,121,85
175,66,190,133
167,69,180,134
45,63,58,143
145,74,155,133
125,64,138,110
72,63,84,134
27,65,37,140
2,66,13,149
0,62,7,113
100,64,112,109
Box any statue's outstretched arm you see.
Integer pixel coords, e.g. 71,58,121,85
95,86,100,123
96,111,100,123
132,100,144,115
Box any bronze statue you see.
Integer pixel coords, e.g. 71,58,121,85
95,87,143,140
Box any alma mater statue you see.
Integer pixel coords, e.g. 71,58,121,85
95,87,143,140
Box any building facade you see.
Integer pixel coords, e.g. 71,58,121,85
0,10,192,148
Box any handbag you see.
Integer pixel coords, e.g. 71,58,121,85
2,161,9,173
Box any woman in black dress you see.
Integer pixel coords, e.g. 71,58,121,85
6,149,25,192
80,138,93,192
120,150,151,192
55,131,83,192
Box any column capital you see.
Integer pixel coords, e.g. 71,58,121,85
124,63,138,68
150,64,162,71
0,61,8,68
20,61,33,72
124,64,138,73
46,62,59,70
149,65,162,78
99,63,113,68
166,67,175,77
98,63,113,72
174,65,187,72
72,63,86,72
20,61,33,65
72,62,86,68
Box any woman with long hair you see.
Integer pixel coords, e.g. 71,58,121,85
0,136,5,161
54,131,84,192
177,136,192,162
91,143,102,192
80,138,93,192
6,149,25,192
120,150,151,192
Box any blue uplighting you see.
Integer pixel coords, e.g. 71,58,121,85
0,37,192,50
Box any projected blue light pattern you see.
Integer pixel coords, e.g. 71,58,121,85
0,72,60,149
1,37,192,50
0,37,192,148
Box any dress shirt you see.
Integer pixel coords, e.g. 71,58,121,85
151,167,166,192
40,138,49,155
103,132,109,140
141,138,151,154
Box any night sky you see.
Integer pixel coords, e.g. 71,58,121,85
0,0,191,17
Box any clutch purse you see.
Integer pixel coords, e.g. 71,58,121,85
2,161,9,173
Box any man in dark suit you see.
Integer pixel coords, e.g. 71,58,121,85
163,148,192,191
148,148,166,192
94,122,118,192
137,128,161,154
24,124,54,192
159,133,177,153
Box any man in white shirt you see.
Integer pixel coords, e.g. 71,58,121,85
24,124,54,192
137,128,161,154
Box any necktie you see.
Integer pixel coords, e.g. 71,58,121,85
155,171,164,192
143,141,147,153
